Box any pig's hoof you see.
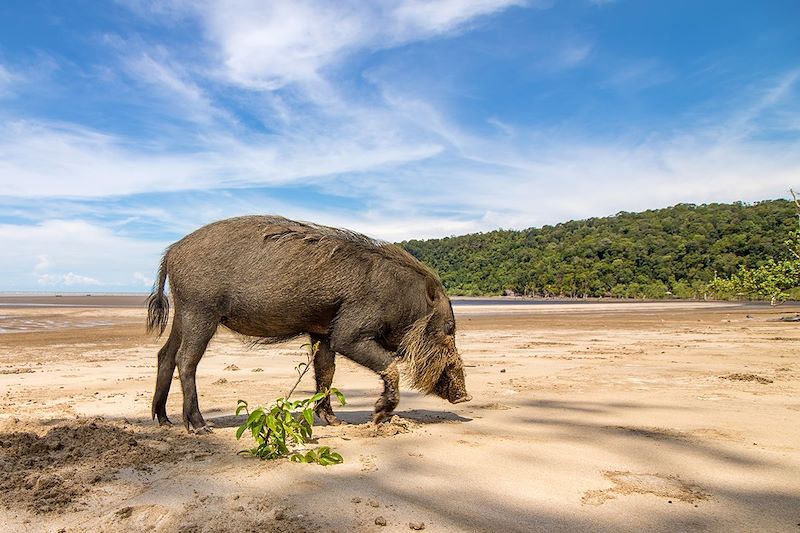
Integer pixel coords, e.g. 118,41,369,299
191,425,213,435
317,411,344,426
158,418,173,427
372,411,391,425
326,415,345,426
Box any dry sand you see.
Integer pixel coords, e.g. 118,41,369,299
1,298,799,532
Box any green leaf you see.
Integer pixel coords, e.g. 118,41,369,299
303,409,314,427
252,419,265,440
244,410,261,428
332,390,346,406
289,399,303,410
266,416,278,434
309,391,326,403
235,424,248,440
296,399,309,409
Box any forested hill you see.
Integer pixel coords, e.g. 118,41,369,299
402,200,797,298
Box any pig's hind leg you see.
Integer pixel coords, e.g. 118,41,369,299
152,312,182,426
175,308,218,433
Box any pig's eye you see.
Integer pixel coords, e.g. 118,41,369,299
444,321,455,335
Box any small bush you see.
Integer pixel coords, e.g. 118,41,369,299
235,342,345,465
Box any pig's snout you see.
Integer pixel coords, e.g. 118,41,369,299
449,393,472,404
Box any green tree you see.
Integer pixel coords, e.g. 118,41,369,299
402,199,797,299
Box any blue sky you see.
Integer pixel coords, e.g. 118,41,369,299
1,0,798,292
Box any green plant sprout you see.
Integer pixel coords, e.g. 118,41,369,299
235,341,346,465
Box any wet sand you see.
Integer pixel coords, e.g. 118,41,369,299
0,294,149,308
1,300,799,532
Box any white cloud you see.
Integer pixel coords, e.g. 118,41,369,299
0,121,214,197
0,1,522,203
0,119,443,198
0,220,167,291
34,254,50,273
133,271,155,286
37,272,103,286
556,42,592,67
122,51,234,125
156,0,524,89
2,2,798,256
1,69,798,243
601,58,674,91
2,0,796,290
389,0,526,40
0,64,12,93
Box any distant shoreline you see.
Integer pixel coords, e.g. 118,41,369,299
0,293,782,309
0,292,149,297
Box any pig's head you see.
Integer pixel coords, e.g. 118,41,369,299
398,281,471,404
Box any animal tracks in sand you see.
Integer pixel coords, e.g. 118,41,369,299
359,454,378,472
0,367,35,375
605,425,741,444
338,416,422,439
719,373,774,384
472,402,513,410
582,471,710,506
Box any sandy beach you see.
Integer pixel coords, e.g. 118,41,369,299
1,298,799,532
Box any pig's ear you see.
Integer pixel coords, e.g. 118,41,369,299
426,278,438,304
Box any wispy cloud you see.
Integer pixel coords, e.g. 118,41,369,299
2,70,798,235
0,63,14,97
164,0,526,90
600,58,674,91
0,118,443,198
121,51,234,126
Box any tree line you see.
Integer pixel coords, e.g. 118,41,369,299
401,199,799,299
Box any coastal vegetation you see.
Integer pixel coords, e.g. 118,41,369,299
402,199,800,300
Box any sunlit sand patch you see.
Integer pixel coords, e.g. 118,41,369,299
0,317,117,333
603,425,740,444
582,471,710,506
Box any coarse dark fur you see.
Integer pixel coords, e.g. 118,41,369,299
147,215,471,432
